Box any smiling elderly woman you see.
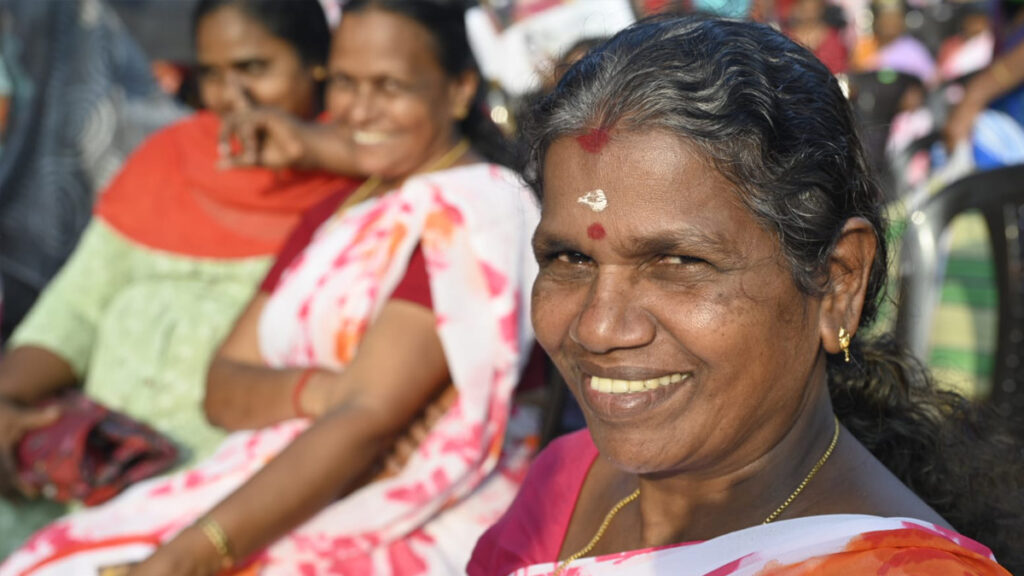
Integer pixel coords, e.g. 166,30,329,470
469,16,1023,576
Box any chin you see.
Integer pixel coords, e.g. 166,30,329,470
587,420,682,475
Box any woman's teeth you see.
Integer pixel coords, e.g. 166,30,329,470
589,373,689,394
353,131,389,145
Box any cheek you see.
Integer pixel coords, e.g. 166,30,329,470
325,90,351,119
254,74,308,110
198,80,220,109
396,100,445,141
531,277,579,353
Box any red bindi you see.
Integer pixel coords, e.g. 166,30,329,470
587,222,607,240
576,128,610,154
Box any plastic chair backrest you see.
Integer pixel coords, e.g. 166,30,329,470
895,164,1024,428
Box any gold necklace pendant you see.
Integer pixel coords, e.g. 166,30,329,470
553,416,840,575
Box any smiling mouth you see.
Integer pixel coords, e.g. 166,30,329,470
589,373,690,394
353,131,391,145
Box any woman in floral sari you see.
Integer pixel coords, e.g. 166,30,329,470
1,1,540,575
470,16,1022,576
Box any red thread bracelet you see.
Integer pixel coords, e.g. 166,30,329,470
291,369,315,419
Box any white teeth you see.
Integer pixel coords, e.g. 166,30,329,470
590,374,689,394
353,131,389,145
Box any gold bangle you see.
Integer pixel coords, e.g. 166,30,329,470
197,515,235,570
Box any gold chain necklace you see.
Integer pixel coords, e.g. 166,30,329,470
335,138,471,215
553,416,841,576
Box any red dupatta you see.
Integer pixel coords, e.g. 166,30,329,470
95,112,356,258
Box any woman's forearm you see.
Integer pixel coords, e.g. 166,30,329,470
964,42,1024,107
203,358,328,430
0,346,77,403
173,402,396,569
301,124,361,175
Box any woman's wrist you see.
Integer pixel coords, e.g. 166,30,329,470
146,525,225,576
195,515,235,571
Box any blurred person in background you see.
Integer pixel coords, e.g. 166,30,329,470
1,1,542,574
944,0,1024,152
937,2,994,82
0,0,344,559
0,0,183,342
852,0,936,84
785,0,849,73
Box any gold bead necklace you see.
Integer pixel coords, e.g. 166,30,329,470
335,138,471,215
553,416,841,576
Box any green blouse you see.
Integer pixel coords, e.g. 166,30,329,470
1,219,270,554
10,219,271,461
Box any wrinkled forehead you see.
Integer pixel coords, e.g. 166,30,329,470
540,129,754,236
541,128,717,198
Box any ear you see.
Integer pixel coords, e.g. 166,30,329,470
448,69,480,122
818,217,878,354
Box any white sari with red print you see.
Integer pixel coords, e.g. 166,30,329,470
1,163,541,576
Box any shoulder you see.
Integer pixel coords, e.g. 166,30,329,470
136,112,211,153
468,430,597,576
104,114,208,178
805,520,1010,575
408,164,534,207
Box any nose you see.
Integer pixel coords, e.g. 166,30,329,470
218,71,253,114
347,84,378,126
570,268,655,355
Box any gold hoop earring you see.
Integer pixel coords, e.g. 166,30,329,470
312,66,327,82
838,327,851,363
453,104,469,121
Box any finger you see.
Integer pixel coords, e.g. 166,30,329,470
18,405,61,433
219,125,260,169
218,115,254,169
425,388,457,424
384,437,416,475
218,115,239,161
408,421,429,444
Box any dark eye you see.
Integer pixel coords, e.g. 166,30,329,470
237,60,269,76
379,77,410,95
327,73,355,91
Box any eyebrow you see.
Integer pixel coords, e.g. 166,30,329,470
531,230,576,255
196,55,269,68
624,228,732,257
532,226,733,259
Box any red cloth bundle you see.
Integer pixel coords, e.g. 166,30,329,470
16,392,178,506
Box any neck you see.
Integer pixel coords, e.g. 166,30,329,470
377,136,472,192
